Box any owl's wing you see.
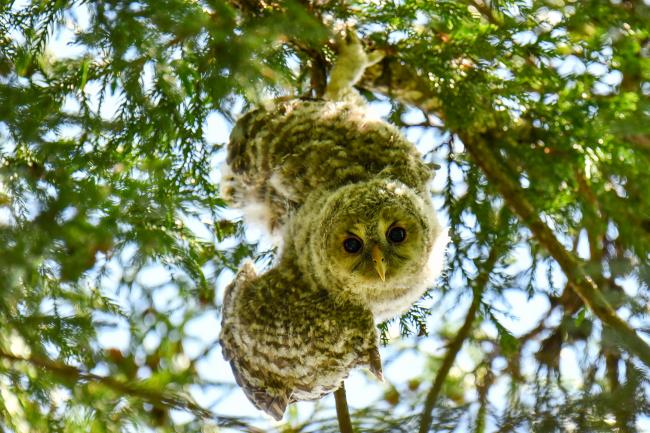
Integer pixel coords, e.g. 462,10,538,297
221,261,379,420
221,107,299,237
226,109,265,175
220,262,292,421
220,260,256,363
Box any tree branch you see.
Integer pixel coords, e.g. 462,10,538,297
465,0,504,26
418,247,499,433
359,56,650,368
362,57,444,114
459,132,650,366
625,134,650,150
334,382,354,433
0,349,262,432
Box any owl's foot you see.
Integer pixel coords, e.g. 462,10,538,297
324,29,384,102
368,347,384,382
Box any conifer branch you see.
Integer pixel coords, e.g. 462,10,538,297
458,132,650,366
0,349,261,431
359,56,650,368
418,247,498,433
334,382,354,433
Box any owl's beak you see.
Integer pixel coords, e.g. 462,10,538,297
371,245,386,282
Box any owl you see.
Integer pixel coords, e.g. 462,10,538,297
219,33,448,420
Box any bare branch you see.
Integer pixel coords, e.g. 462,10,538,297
334,382,354,433
625,134,650,151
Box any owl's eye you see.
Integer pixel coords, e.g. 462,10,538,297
387,226,407,243
343,237,363,253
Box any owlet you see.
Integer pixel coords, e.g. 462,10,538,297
219,32,448,420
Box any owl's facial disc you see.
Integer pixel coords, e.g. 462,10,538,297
325,194,428,291
332,216,421,286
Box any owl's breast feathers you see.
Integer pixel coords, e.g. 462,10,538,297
219,260,382,420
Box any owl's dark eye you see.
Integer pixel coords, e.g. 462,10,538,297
343,237,363,253
387,227,406,243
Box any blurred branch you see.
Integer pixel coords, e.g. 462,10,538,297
459,132,650,366
625,134,650,151
418,247,499,433
465,0,504,26
605,351,626,431
359,54,650,368
473,363,494,433
0,349,262,432
335,382,354,433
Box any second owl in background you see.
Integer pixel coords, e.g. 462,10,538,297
219,31,449,420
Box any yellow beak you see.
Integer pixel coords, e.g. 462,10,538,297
371,245,386,282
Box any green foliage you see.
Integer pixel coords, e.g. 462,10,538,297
1,0,649,432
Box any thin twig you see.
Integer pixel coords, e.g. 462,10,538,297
473,363,494,433
334,382,354,433
418,247,499,433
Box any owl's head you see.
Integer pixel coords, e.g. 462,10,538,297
298,179,447,319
